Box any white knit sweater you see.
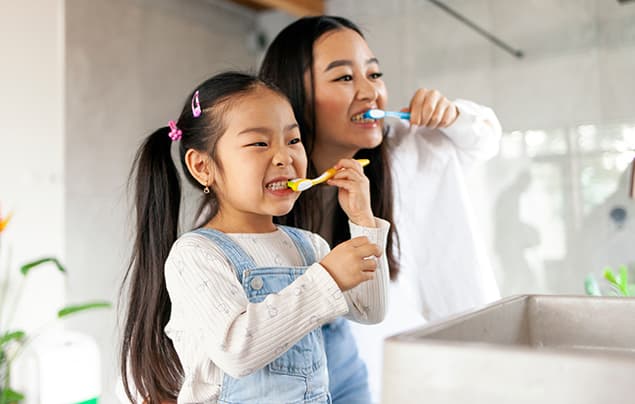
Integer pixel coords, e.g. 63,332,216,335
163,219,389,403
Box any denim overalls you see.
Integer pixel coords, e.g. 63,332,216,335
194,226,330,404
322,319,371,403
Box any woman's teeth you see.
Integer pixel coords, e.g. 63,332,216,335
266,181,288,191
351,112,376,123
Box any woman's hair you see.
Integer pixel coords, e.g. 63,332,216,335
259,16,400,280
120,72,284,403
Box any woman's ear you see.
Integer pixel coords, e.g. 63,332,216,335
185,149,214,188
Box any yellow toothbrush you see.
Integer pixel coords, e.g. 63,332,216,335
287,159,370,192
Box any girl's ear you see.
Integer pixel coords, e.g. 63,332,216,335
185,149,215,188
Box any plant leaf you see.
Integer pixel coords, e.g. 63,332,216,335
618,265,629,296
629,284,635,296
584,274,602,296
603,268,618,286
20,257,65,276
57,301,111,318
0,331,26,347
608,284,621,296
1,387,25,402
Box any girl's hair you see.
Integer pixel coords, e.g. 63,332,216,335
120,72,284,403
259,16,400,280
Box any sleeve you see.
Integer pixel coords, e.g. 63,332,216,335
308,218,390,325
164,236,349,378
440,99,502,167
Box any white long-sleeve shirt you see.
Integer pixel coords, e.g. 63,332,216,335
387,98,501,319
349,99,502,402
163,219,389,403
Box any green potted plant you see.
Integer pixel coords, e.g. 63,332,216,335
585,264,635,297
0,207,111,403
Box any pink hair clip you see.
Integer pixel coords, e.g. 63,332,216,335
168,120,182,141
192,90,201,118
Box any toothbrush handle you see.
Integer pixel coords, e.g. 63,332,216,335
313,159,370,186
385,111,411,120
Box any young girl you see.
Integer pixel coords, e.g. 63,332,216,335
120,72,389,404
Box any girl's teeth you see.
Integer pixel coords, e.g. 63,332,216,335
266,181,288,190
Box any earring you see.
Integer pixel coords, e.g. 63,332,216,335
203,185,210,194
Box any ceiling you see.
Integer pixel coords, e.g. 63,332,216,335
226,0,324,16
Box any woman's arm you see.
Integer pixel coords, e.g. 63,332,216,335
164,235,348,378
440,99,501,166
392,88,501,168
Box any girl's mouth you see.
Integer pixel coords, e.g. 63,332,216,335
265,180,289,191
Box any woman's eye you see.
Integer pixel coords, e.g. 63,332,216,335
370,72,383,79
289,138,302,145
335,75,353,82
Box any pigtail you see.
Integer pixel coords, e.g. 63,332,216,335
121,127,183,403
119,72,279,403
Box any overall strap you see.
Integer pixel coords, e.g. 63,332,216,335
191,228,256,280
277,226,317,266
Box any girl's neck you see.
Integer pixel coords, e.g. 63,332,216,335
311,142,358,173
206,211,276,234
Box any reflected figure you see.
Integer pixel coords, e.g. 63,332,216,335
494,170,541,295
577,162,635,283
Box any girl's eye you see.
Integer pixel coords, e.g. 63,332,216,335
288,138,302,145
370,72,383,79
335,75,353,82
248,142,268,147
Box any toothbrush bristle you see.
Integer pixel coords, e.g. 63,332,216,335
366,109,384,119
352,110,381,123
287,178,312,192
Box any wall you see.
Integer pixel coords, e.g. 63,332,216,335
0,0,66,335
65,0,256,401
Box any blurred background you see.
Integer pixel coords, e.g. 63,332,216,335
1,0,634,402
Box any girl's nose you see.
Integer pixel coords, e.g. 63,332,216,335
273,148,292,167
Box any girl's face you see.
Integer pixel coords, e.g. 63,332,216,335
211,87,307,232
310,28,388,158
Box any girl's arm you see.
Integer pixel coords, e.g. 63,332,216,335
309,219,390,325
164,235,349,378
319,158,389,324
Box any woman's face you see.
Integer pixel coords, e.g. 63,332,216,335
310,28,388,158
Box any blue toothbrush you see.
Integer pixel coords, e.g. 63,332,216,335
362,109,411,120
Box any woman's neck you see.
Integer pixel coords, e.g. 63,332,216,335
311,142,358,173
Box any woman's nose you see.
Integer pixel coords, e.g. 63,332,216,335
356,77,378,101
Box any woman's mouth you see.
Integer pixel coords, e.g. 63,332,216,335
350,111,377,123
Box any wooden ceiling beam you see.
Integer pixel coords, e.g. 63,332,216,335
230,0,324,16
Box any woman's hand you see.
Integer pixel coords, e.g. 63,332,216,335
320,236,381,291
327,159,375,228
403,88,459,129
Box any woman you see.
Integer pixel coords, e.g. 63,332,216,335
260,16,501,402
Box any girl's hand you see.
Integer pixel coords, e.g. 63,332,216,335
320,236,382,291
403,88,459,129
327,159,375,227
